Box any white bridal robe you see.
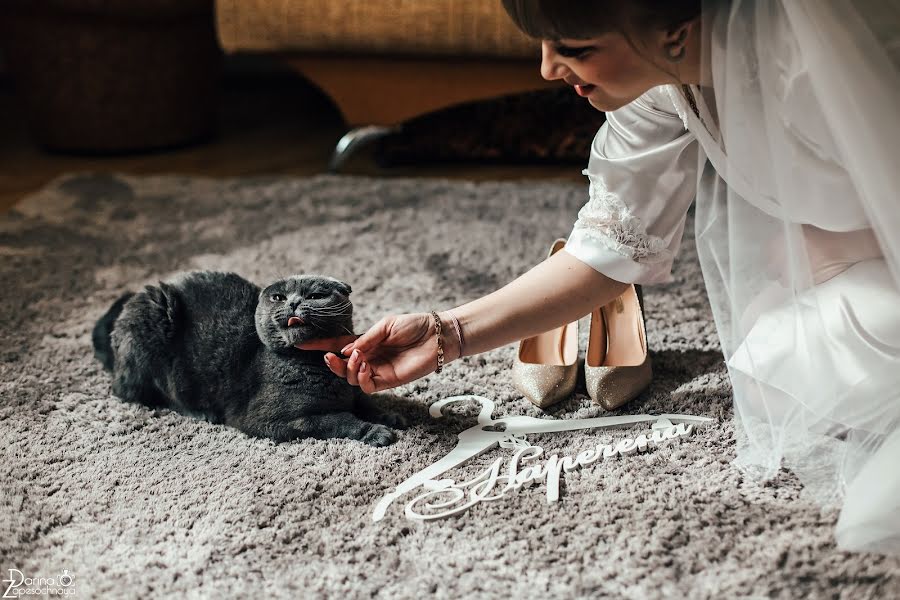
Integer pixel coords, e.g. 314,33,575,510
563,0,900,555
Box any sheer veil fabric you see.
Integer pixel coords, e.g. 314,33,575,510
690,0,900,554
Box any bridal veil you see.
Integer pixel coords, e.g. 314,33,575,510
696,0,900,554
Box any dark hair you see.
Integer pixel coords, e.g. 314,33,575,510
501,0,702,41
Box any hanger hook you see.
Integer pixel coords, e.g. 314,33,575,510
429,395,496,425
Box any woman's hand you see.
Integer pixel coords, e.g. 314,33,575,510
322,313,450,394
294,334,360,353
298,250,627,395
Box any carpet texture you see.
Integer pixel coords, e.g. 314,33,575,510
1,173,897,598
375,87,607,166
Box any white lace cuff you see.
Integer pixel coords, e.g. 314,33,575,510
571,170,670,265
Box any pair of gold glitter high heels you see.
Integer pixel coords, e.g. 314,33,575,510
511,239,652,410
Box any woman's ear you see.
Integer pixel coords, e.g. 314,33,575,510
662,21,692,63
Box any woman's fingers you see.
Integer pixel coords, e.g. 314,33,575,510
296,334,359,352
325,350,372,390
345,317,392,355
324,353,348,378
346,349,363,387
358,360,376,394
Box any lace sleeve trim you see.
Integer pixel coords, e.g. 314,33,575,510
664,84,691,130
572,170,670,264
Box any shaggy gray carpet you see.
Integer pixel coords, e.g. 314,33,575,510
1,173,897,599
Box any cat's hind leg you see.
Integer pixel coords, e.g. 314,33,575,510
110,358,167,408
92,292,134,371
109,323,169,408
108,283,180,409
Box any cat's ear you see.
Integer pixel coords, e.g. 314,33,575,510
335,280,352,296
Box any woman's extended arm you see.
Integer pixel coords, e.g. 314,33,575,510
321,249,627,393
446,248,627,360
315,89,699,393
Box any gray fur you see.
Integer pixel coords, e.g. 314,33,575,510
94,271,404,446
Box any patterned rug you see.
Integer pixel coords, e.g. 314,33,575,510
375,87,607,166
1,173,897,598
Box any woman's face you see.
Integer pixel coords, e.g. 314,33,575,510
540,33,675,112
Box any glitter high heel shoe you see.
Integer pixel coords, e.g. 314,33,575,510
585,284,652,410
511,239,579,409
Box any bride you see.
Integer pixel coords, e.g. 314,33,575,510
302,0,900,555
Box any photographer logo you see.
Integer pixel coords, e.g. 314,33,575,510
3,569,75,597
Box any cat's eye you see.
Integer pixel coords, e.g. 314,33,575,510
308,293,329,300
270,293,286,302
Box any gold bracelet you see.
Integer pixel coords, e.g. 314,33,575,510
430,310,444,374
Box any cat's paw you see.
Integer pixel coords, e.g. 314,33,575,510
362,423,397,447
378,412,408,430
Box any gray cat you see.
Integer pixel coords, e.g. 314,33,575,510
92,271,403,446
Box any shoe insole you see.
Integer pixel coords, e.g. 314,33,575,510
520,320,578,366
586,306,606,367
587,287,646,367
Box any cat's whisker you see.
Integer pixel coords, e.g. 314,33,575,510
307,310,353,318
306,307,353,316
315,300,353,309
308,300,352,309
303,314,354,337
305,321,332,334
305,318,350,330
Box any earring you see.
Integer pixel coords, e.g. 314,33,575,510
664,28,688,63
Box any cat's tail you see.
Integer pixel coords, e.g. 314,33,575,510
92,292,134,371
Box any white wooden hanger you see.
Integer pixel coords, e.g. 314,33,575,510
373,395,714,522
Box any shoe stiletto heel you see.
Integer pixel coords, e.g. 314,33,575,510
585,284,652,410
511,239,579,408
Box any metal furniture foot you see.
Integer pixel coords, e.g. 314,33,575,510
328,125,399,172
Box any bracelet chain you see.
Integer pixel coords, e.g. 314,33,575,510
430,310,444,374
